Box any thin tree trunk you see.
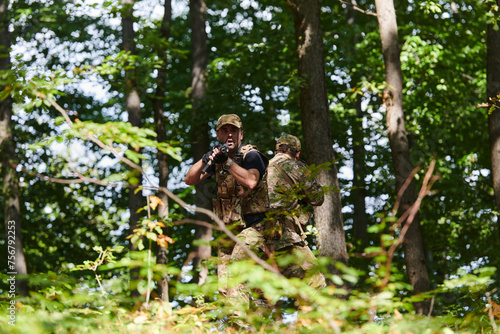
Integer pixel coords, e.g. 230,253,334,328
352,96,368,242
121,0,143,296
487,0,500,235
374,0,430,315
189,0,212,286
287,0,347,272
152,0,172,302
346,2,368,244
0,0,28,296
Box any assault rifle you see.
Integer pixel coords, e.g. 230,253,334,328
201,143,229,174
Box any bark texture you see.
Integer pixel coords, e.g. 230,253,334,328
288,0,347,270
487,0,500,235
189,0,212,285
152,0,172,301
346,2,368,244
375,0,430,315
121,0,144,295
0,0,28,296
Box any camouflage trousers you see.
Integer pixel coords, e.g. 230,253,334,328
218,218,326,312
265,215,326,289
275,244,326,289
218,222,267,312
217,224,264,304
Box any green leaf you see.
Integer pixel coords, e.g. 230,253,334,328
146,232,157,241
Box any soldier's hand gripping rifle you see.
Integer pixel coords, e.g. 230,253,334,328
201,143,229,174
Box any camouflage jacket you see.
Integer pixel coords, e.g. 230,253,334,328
266,153,324,249
268,152,324,212
213,144,269,225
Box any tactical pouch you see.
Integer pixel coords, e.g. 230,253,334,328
212,198,222,221
274,216,307,250
221,198,234,223
213,197,242,225
264,218,282,240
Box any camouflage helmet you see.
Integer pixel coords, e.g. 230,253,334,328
216,114,242,131
276,134,301,152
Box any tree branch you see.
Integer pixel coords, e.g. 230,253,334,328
173,218,221,231
380,159,440,288
338,0,377,16
11,162,128,187
43,94,152,185
30,96,283,277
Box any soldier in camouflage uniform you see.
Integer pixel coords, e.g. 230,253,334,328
184,114,270,310
266,134,326,289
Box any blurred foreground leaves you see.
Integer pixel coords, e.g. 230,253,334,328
1,254,498,333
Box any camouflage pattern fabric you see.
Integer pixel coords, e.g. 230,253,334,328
213,144,269,224
226,223,267,308
276,245,326,289
216,113,242,131
230,223,267,262
213,144,269,302
268,152,324,210
217,222,246,297
267,152,324,250
266,152,326,288
236,145,269,216
276,134,301,152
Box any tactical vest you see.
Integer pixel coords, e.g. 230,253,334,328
212,144,269,225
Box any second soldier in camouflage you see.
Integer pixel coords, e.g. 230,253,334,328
266,134,326,289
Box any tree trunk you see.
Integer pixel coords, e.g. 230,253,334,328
287,0,347,271
351,96,368,243
189,0,212,285
0,0,28,296
345,2,368,244
374,0,430,315
487,0,500,235
121,0,143,296
152,0,172,302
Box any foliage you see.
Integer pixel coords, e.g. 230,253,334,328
1,0,499,332
0,255,498,333
73,245,125,294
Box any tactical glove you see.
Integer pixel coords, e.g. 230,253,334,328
213,143,229,164
202,150,213,164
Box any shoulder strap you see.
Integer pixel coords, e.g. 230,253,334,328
239,144,257,155
239,144,269,167
269,161,295,187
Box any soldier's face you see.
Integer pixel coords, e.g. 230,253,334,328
217,124,243,152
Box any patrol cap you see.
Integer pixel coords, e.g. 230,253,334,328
276,134,301,152
216,114,242,131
